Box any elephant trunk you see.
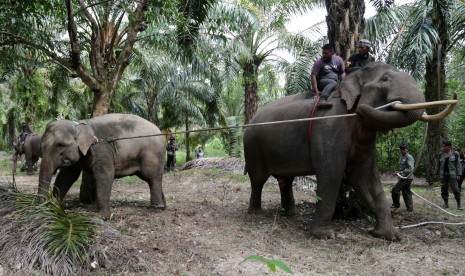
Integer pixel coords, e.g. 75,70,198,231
356,104,424,131
38,159,55,196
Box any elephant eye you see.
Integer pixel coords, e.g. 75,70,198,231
381,75,390,82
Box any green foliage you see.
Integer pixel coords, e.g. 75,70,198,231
376,121,427,176
4,184,98,274
242,255,293,274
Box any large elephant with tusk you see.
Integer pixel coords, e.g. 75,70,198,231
243,62,456,240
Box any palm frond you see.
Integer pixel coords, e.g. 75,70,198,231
0,183,98,275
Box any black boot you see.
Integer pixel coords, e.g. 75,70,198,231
457,199,463,210
443,198,449,209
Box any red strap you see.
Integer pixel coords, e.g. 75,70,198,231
308,97,319,143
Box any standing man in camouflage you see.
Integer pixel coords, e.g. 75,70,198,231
436,140,462,210
391,144,415,212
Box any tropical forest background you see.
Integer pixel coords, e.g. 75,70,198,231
1,0,465,183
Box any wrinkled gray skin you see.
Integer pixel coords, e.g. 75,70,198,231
12,133,43,174
244,62,426,240
38,114,166,219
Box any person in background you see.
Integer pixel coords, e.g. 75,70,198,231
18,122,32,171
166,136,179,172
345,39,375,74
196,147,204,158
311,44,345,107
19,122,32,144
458,147,465,192
391,144,415,212
436,140,462,210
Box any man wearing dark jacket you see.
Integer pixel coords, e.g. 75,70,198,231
345,39,375,74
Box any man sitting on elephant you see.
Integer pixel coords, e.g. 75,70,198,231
310,44,345,107
345,39,375,74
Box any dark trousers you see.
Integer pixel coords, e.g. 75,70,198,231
441,177,460,201
166,154,175,172
317,79,338,100
391,179,413,210
458,170,465,191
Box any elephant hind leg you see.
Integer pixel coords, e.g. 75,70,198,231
247,172,269,214
276,176,296,216
137,160,166,209
348,165,401,241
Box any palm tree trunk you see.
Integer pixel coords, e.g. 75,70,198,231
185,115,191,162
325,0,366,59
243,59,260,124
424,4,449,184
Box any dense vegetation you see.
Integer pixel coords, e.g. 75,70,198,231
1,0,464,171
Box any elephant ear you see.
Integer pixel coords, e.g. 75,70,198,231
75,123,95,156
339,75,362,111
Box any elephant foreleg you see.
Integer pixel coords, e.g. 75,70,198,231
25,151,34,175
94,171,115,220
348,163,400,241
53,167,82,200
311,172,344,239
276,176,296,216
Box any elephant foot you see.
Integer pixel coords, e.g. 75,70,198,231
247,206,262,214
369,226,401,241
281,207,297,217
100,210,112,221
309,225,336,239
152,204,166,210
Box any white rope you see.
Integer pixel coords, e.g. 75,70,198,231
162,101,402,137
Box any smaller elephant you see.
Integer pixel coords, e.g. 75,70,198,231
38,114,166,219
12,133,43,175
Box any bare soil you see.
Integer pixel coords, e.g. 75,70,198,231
1,157,465,275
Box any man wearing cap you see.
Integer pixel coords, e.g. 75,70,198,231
391,144,415,212
311,44,345,107
345,39,375,74
436,140,462,210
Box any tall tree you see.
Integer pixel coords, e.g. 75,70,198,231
0,0,219,118
325,0,367,60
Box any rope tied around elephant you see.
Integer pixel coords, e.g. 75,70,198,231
90,101,403,145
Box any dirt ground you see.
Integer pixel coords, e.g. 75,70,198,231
1,158,465,275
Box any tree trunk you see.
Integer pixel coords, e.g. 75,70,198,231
424,4,449,184
325,0,366,60
145,87,159,125
243,57,261,124
185,115,191,162
325,0,368,219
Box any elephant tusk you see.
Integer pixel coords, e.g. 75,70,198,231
390,93,458,122
419,93,458,122
392,100,457,111
420,105,456,122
